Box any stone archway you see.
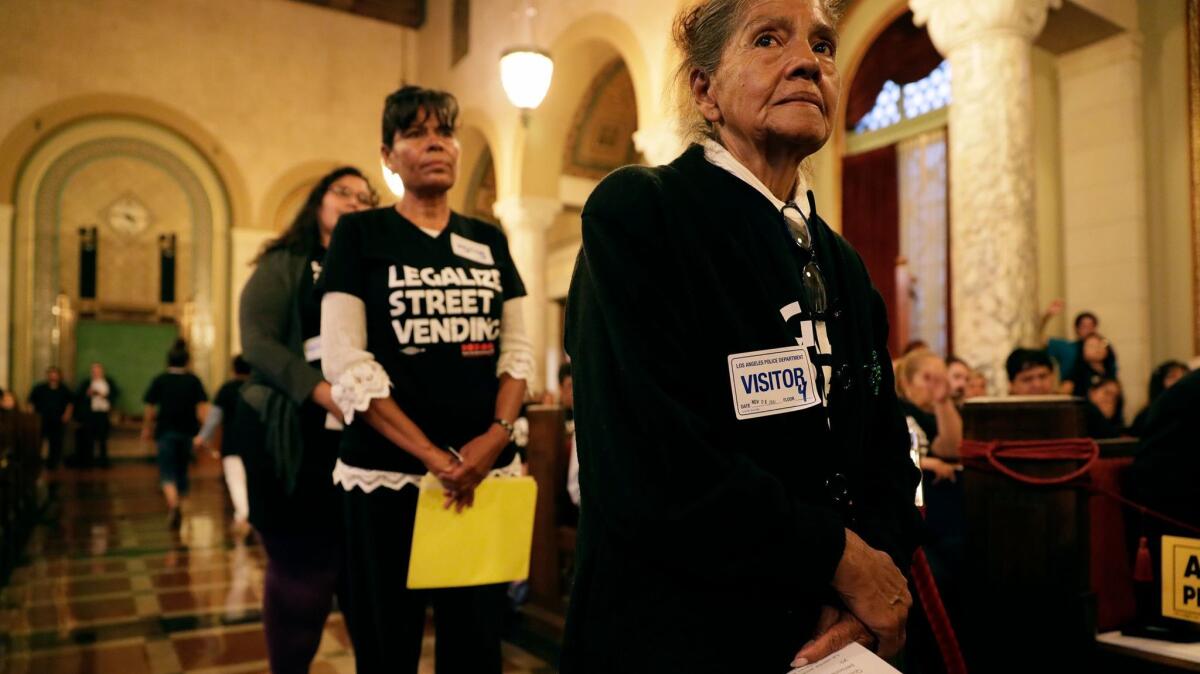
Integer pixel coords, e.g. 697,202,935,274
9,115,232,396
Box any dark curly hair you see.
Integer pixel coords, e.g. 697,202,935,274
254,166,373,264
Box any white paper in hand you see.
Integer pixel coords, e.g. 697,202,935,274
787,642,900,674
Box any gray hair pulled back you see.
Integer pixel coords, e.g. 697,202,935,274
671,0,845,142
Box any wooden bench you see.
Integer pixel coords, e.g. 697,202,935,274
0,409,44,584
523,405,573,617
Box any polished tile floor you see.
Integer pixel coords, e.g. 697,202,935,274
0,443,555,673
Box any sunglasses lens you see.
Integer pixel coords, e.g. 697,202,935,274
785,219,811,250
802,261,828,315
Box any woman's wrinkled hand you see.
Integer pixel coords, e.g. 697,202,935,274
790,605,874,668
830,529,911,658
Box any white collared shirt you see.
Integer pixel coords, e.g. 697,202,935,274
701,138,812,221
702,138,833,408
90,377,111,412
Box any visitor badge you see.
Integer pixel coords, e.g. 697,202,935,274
303,336,322,363
727,345,821,420
450,233,495,265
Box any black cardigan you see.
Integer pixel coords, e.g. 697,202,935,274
562,145,921,672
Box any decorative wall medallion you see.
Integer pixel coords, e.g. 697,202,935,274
104,193,152,237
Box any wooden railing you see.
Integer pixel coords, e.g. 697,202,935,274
524,405,571,615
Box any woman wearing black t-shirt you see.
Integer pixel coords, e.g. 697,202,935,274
142,340,208,529
895,349,962,483
321,87,531,673
894,348,966,660
237,166,377,673
1065,332,1117,397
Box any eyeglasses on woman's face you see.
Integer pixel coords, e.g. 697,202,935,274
328,183,379,208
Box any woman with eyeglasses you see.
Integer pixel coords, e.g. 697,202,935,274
236,165,377,673
319,86,531,673
561,1,921,671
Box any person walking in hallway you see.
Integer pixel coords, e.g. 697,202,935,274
194,354,252,536
142,339,208,529
29,366,74,470
76,361,119,467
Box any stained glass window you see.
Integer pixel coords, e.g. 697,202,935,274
854,61,951,134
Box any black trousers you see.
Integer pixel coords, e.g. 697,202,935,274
342,486,505,674
41,421,65,469
259,527,348,674
76,413,111,466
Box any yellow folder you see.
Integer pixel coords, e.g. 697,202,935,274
406,474,538,589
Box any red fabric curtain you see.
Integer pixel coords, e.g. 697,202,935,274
844,12,942,130
841,145,900,356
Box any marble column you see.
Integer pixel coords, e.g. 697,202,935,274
911,0,1061,393
493,195,562,394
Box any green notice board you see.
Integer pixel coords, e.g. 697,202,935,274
75,320,179,417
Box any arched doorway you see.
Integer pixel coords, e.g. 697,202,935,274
10,114,232,403
840,10,949,357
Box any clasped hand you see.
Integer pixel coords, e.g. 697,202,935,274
424,427,507,512
791,530,911,668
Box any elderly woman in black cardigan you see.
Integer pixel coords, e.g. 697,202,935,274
562,0,921,671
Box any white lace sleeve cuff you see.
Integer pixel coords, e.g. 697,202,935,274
331,360,392,424
332,455,525,493
497,297,534,381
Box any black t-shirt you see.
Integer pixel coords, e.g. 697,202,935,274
29,382,73,423
322,207,526,473
1067,362,1112,398
1133,370,1200,526
212,379,243,456
213,380,242,421
898,398,938,447
144,371,208,438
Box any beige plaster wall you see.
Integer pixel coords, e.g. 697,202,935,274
1058,33,1152,412
229,228,277,359
1033,47,1066,339
417,0,688,199
57,157,194,311
0,0,415,228
1140,0,1196,366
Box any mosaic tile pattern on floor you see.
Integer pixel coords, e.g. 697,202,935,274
0,441,556,673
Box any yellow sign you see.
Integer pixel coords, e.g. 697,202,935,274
1161,535,1200,624
406,474,538,590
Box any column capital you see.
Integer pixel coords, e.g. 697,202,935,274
492,195,562,233
910,0,1062,55
633,122,685,167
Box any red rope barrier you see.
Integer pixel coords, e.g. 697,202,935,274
959,438,1098,486
959,437,1200,535
1088,483,1200,538
912,547,968,674
927,436,1200,669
